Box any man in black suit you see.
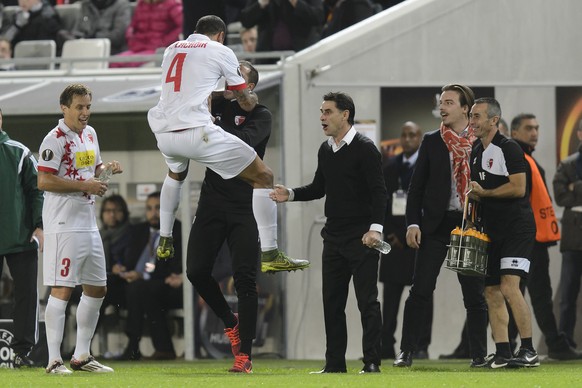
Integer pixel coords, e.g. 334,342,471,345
117,191,182,360
380,121,432,359
393,84,488,368
272,92,386,374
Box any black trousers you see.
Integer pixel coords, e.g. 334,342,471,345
521,243,566,349
187,206,258,341
321,225,382,369
0,249,38,356
400,213,488,358
125,278,182,353
559,250,582,348
382,281,432,357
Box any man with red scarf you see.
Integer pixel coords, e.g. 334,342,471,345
394,84,488,368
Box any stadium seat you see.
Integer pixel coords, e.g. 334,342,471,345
55,3,82,32
60,38,111,70
13,40,57,70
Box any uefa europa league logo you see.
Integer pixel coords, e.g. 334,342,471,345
0,328,14,368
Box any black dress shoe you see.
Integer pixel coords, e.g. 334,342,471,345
14,354,37,368
393,351,413,367
439,350,470,359
115,347,142,361
470,356,488,368
414,350,429,359
548,346,582,360
359,362,381,373
309,366,347,374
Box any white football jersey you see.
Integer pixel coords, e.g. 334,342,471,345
148,33,247,134
38,119,102,233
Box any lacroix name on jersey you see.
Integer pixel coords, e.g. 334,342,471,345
175,42,208,49
76,150,96,168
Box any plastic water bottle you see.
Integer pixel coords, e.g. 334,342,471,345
372,239,392,255
97,165,113,183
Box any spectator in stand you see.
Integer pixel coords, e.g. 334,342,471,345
321,0,375,38
230,25,257,56
181,0,225,38
240,0,323,62
240,25,257,52
57,0,132,55
226,0,247,25
0,0,62,49
0,37,15,70
111,0,182,68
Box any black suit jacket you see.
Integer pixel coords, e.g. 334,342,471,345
381,152,416,284
124,221,182,280
406,129,454,235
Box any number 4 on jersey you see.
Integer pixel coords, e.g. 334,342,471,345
165,53,187,92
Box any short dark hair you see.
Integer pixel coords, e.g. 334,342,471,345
100,194,129,224
195,15,226,36
239,60,258,85
60,84,92,107
474,97,502,125
147,191,161,201
510,113,536,132
323,92,355,125
441,84,475,111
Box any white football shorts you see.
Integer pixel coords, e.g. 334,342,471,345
43,231,107,287
154,123,257,179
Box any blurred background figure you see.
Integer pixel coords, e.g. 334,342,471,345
0,0,62,50
117,191,183,361
380,121,432,359
57,0,132,55
498,117,509,138
240,25,257,52
321,0,377,39
553,120,582,352
111,0,182,68
181,0,225,38
99,194,132,314
240,0,323,63
0,36,14,70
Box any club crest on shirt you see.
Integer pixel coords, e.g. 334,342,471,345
41,149,54,161
234,116,246,126
487,158,494,169
87,133,94,143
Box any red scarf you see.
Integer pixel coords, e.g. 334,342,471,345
440,123,476,205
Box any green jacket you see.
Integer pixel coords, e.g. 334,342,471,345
0,130,44,255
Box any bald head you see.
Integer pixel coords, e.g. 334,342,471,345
400,121,422,157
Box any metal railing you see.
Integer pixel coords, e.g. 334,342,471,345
0,50,295,75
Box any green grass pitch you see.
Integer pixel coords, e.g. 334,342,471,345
2,358,582,387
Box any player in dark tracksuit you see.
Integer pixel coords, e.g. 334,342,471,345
0,110,44,367
186,61,269,373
